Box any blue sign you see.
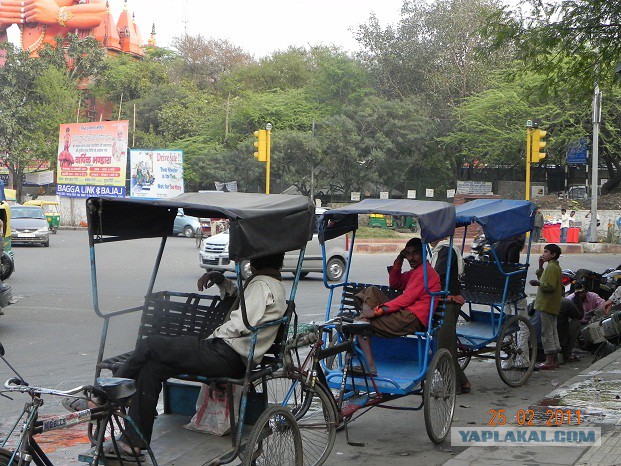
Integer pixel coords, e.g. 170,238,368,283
567,139,588,164
56,184,126,198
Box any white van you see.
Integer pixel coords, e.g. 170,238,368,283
198,208,348,281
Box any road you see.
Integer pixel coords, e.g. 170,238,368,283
0,230,619,464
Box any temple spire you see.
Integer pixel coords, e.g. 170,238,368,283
148,23,157,47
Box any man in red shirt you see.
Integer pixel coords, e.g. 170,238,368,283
354,237,441,375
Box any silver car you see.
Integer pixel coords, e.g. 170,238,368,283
199,208,348,281
11,206,50,247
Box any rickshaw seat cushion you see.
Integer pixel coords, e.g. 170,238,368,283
460,259,527,305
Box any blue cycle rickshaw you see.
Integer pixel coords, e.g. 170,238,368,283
317,199,458,445
454,199,537,387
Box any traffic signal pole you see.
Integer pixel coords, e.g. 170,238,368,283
265,126,271,194
526,126,532,200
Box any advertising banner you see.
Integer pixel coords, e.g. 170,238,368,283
56,121,128,198
130,149,184,198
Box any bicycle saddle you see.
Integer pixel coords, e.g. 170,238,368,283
95,377,136,401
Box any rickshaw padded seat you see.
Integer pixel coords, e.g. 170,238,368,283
460,259,527,305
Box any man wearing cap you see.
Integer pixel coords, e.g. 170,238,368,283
567,280,606,326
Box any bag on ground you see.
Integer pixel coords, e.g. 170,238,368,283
184,383,240,436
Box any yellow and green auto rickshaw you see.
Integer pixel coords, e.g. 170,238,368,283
0,202,14,280
24,200,60,234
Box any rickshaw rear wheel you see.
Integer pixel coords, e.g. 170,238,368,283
423,348,456,444
495,315,536,387
242,405,303,466
254,374,337,466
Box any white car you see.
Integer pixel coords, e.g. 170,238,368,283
198,208,348,281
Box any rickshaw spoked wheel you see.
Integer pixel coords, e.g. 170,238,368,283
242,405,303,466
0,252,14,281
423,348,456,444
495,315,536,387
254,374,337,466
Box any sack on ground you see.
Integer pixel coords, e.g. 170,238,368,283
184,383,240,436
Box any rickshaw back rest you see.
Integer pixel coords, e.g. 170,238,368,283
460,258,527,305
340,282,445,332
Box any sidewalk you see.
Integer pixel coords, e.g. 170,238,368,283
446,349,621,466
353,239,621,254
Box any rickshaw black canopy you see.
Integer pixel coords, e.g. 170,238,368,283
455,199,536,244
86,193,315,260
318,199,456,244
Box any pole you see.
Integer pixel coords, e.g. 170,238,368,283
76,96,81,123
118,92,123,121
589,85,602,242
265,127,271,194
525,126,532,200
132,103,136,147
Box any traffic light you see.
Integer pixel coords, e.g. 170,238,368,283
531,128,547,163
253,129,267,162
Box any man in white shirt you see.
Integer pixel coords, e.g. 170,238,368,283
99,253,287,457
560,209,570,243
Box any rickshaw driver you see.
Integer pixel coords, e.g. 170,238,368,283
65,253,287,458
354,238,441,375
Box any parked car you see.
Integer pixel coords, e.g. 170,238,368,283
10,205,50,247
173,209,201,237
199,208,348,281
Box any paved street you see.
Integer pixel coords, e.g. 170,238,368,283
0,230,620,464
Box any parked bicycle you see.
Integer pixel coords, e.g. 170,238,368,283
0,341,153,466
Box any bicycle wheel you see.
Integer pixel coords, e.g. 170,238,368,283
423,348,456,444
495,315,536,387
255,375,337,466
242,405,302,466
0,447,30,465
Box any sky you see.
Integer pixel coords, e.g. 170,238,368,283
103,0,406,58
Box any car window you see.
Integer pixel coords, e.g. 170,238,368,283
11,207,46,219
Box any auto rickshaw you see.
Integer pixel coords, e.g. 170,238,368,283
24,200,60,233
0,202,14,280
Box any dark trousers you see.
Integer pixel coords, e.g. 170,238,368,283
435,301,468,386
114,335,245,446
557,316,581,359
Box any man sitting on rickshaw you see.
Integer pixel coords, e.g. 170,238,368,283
64,253,287,459
354,238,441,375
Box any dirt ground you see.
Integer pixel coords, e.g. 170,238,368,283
533,192,621,210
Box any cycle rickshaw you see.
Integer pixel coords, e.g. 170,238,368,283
454,199,537,387
80,192,317,465
262,199,458,466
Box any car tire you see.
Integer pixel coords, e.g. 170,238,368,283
183,225,194,238
326,257,345,282
43,239,49,247
292,271,309,279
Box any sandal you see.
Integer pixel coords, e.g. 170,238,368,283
535,363,557,371
103,439,145,463
566,354,580,363
458,383,471,394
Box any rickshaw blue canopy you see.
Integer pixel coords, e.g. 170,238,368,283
455,199,536,243
318,199,456,244
86,192,315,260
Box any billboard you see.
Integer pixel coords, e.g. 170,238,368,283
130,149,184,198
56,121,128,198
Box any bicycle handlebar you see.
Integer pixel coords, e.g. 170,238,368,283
3,378,102,399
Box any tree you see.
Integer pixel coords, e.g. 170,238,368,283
487,0,621,95
0,44,81,201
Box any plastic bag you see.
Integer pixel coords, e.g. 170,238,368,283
184,384,240,436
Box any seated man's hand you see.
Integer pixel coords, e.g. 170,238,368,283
397,248,407,262
604,300,613,315
197,271,225,291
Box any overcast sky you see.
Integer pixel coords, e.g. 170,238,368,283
104,0,406,57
